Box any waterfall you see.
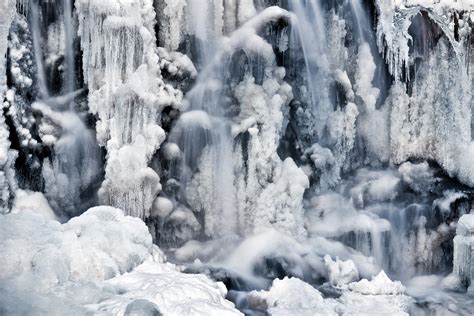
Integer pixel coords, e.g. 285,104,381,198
170,28,238,239
1,1,474,314
30,0,49,99
289,0,331,140
26,0,102,218
63,0,75,99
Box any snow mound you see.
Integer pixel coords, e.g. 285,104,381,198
0,207,242,315
0,206,152,286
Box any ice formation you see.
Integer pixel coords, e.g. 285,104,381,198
454,214,474,289
1,0,474,314
76,0,182,219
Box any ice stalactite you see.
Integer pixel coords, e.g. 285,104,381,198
76,0,184,219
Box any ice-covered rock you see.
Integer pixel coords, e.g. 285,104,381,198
248,277,341,316
0,206,152,286
398,161,434,194
248,276,411,316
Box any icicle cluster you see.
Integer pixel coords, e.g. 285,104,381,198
76,0,183,219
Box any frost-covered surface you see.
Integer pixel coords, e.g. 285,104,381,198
0,206,241,315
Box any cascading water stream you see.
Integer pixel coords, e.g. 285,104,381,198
26,0,102,218
289,0,331,140
63,0,75,101
30,0,49,99
348,0,368,43
170,40,238,239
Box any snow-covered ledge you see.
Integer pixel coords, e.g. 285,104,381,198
453,214,474,290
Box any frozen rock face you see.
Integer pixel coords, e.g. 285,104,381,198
453,214,474,289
